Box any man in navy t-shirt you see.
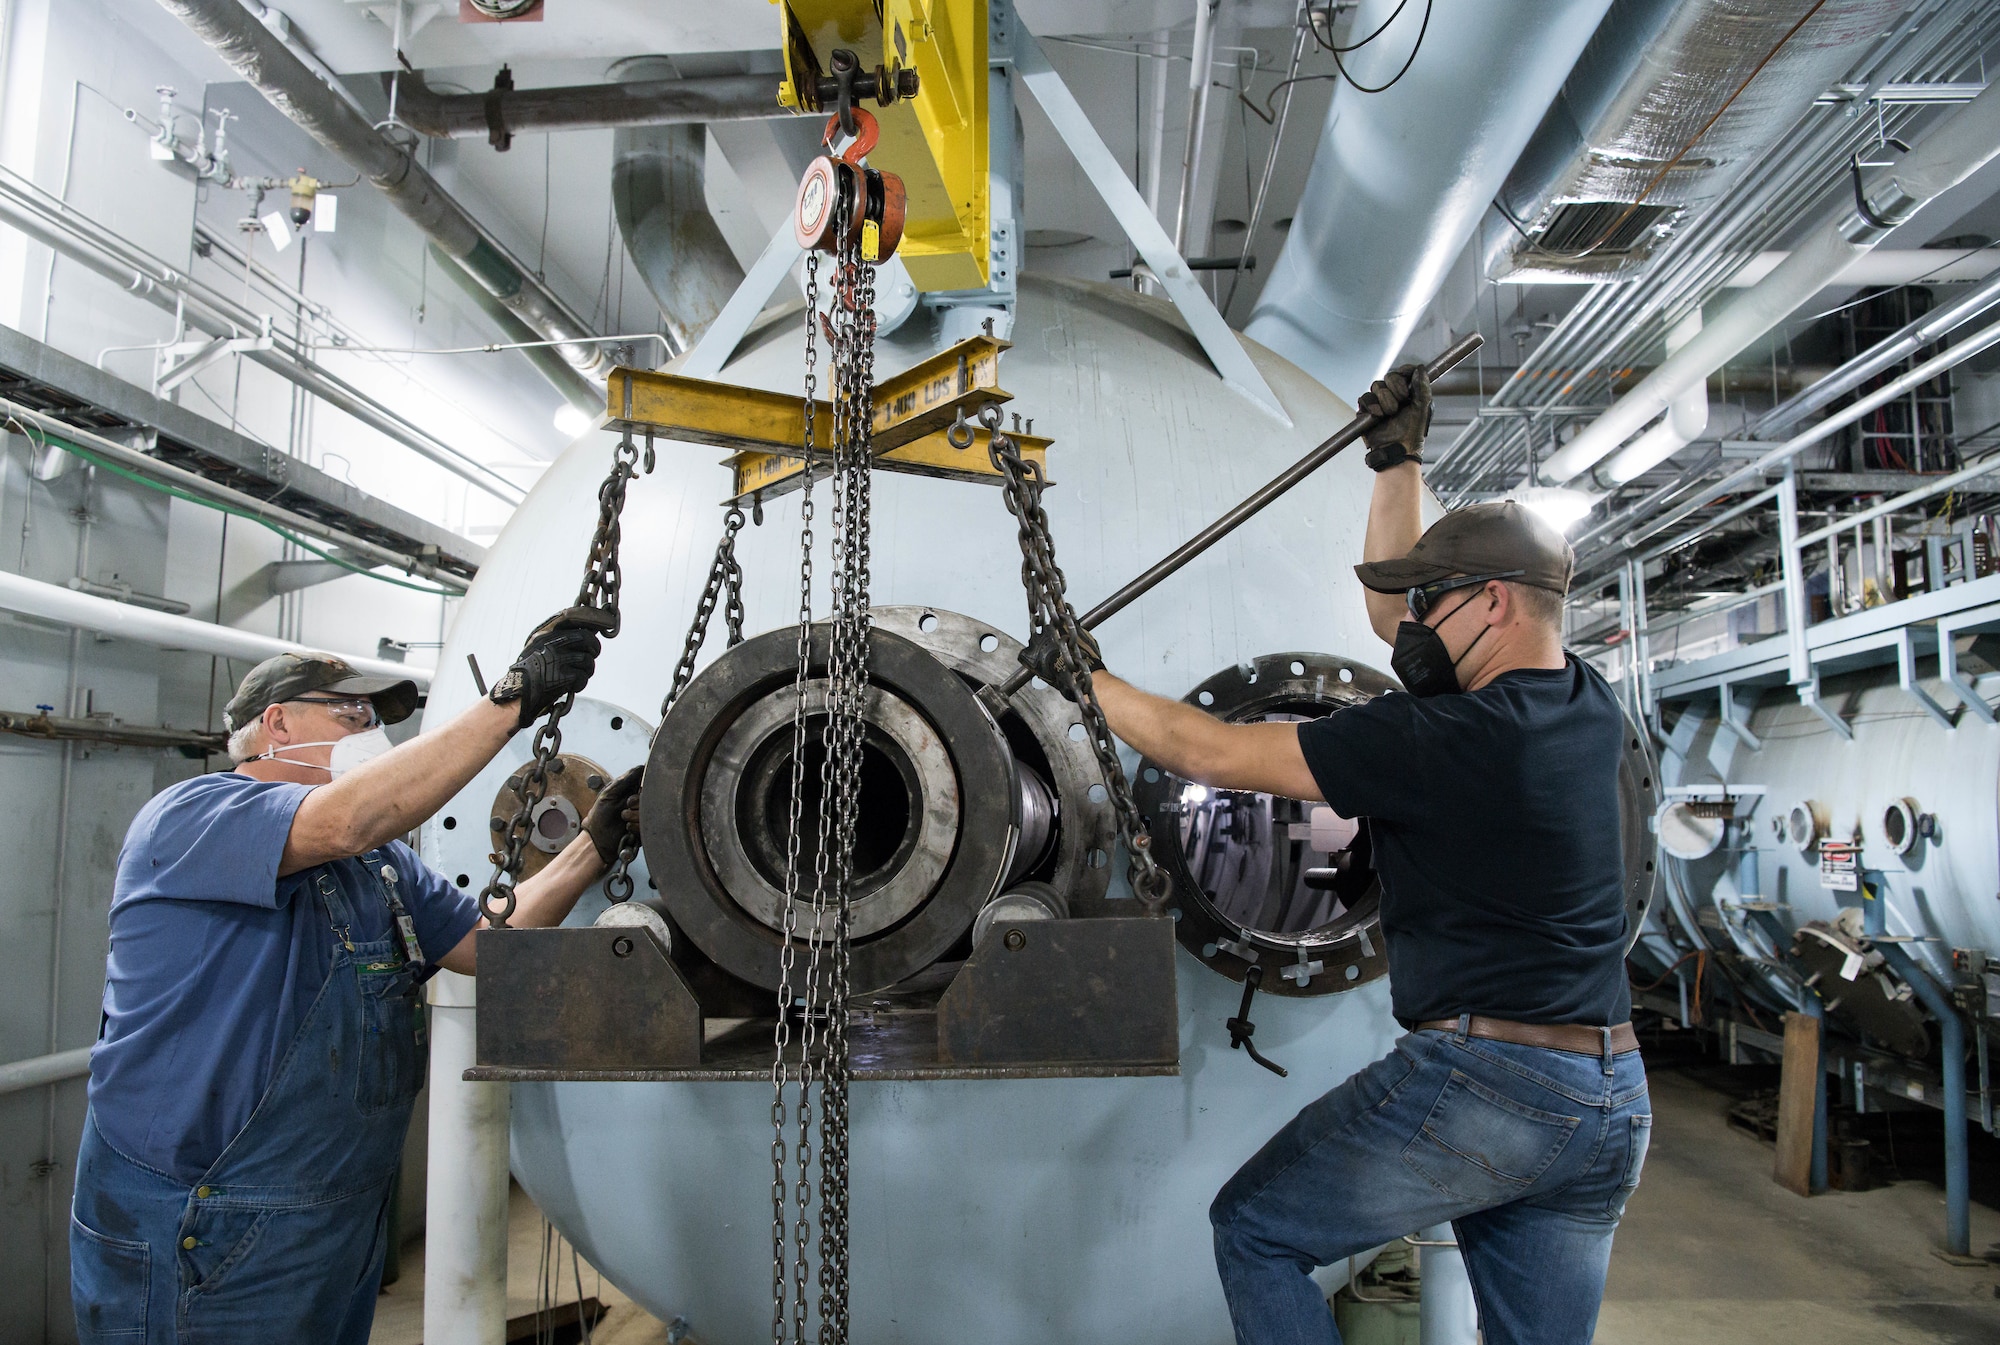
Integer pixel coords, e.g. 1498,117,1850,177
71,608,645,1345
1023,366,1649,1345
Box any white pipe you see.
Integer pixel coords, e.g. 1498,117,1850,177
0,1046,92,1097
1244,0,1614,401
0,569,429,683
1172,0,1218,251
424,971,511,1345
1722,246,2000,288
1544,79,2000,485
1600,308,1709,484
1417,1225,1477,1345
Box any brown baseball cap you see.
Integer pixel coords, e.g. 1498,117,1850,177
223,652,420,732
1354,501,1574,596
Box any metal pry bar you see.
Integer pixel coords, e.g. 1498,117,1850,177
998,332,1485,697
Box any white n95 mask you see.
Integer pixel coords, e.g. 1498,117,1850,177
254,727,393,778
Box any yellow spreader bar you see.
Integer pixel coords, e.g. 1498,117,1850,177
602,335,1048,504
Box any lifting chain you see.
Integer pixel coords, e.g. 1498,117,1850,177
478,431,647,928
600,503,752,904
771,160,874,1345
983,406,1173,914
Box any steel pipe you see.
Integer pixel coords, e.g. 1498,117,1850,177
1748,265,2000,440
1876,943,1970,1257
996,332,1484,697
0,569,428,683
153,0,610,386
394,69,786,140
0,1046,91,1097
0,168,524,504
1542,80,2000,485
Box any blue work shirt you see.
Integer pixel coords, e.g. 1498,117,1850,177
89,772,480,1183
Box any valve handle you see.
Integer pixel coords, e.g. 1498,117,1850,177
1226,965,1289,1077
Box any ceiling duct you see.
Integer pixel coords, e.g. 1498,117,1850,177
1493,0,1906,284
610,60,749,359
155,0,611,388
1243,0,1614,401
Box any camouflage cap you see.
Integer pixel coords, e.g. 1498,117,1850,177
223,652,420,732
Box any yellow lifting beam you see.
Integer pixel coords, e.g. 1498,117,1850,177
778,0,989,291
604,334,1049,505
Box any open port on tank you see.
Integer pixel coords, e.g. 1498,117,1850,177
1132,651,1401,997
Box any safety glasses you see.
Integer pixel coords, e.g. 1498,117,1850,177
288,695,382,730
1406,570,1524,621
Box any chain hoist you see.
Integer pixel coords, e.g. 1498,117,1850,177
480,432,649,928
983,408,1174,913
770,103,897,1345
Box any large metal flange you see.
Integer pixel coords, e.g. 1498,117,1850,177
642,622,1021,994
1131,651,1399,999
873,606,1116,908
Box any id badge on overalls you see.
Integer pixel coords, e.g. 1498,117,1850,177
378,861,429,1047
377,862,426,969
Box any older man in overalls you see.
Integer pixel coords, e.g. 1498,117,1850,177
70,608,640,1344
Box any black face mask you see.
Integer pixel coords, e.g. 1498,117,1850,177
1390,592,1490,697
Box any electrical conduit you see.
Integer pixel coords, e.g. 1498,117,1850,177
1542,79,2000,485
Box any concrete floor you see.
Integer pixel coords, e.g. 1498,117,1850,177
367,1064,2000,1344
1596,1067,2000,1345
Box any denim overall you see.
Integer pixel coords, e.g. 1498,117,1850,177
71,850,426,1345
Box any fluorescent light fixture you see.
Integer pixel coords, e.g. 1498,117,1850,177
1510,485,1598,532
553,404,597,438
313,193,337,234
260,210,294,252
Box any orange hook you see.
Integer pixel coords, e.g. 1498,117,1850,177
823,107,880,165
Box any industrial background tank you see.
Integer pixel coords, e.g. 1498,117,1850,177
420,274,1424,1340
1647,672,1997,1012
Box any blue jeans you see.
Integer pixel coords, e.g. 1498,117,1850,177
1210,1026,1650,1345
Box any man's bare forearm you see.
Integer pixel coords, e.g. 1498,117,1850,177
1362,460,1425,643
437,833,607,973
1093,672,1322,802
283,697,519,873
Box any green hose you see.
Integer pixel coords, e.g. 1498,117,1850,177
39,431,461,598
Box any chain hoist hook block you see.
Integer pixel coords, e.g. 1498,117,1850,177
795,106,905,265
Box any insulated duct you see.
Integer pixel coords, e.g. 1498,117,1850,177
1243,0,1614,401
395,68,787,142
1491,0,1904,283
611,61,746,358
153,0,611,387
1542,79,2000,485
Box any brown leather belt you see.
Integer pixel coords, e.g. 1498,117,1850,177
1417,1015,1640,1056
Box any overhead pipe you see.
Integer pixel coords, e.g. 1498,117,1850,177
1748,264,2000,439
0,569,429,683
1,396,475,588
1542,79,2000,485
153,0,612,388
611,60,747,357
394,68,786,142
1244,0,1614,400
0,169,524,504
1598,308,1708,484
1172,0,1219,252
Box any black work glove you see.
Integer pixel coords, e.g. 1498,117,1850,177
582,765,644,866
1018,626,1105,704
488,606,614,728
1359,363,1433,472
